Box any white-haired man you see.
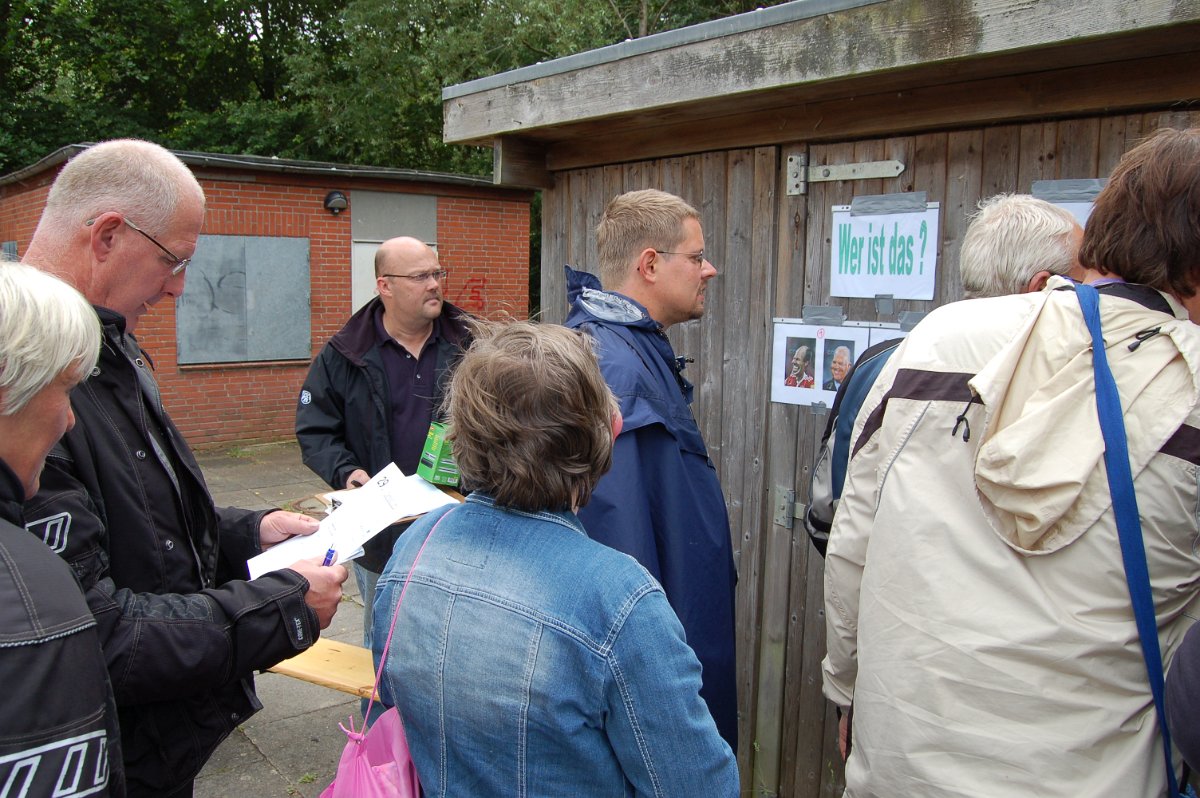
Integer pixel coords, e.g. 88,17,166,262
823,130,1200,795
21,139,348,798
806,194,1083,557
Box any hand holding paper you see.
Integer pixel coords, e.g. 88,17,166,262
247,463,459,579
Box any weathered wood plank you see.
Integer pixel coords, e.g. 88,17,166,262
981,124,1021,201
446,0,1198,144
1017,120,1058,194
540,174,568,324
770,150,811,798
696,152,729,469
1056,117,1100,179
939,129,984,306
717,149,755,572
909,131,949,306
1096,115,1132,177
741,145,782,796
538,50,1200,172
493,137,553,189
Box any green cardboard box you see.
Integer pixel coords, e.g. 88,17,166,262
416,422,459,486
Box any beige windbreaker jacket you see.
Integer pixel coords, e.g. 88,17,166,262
824,277,1200,797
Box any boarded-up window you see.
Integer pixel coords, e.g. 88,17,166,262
176,235,310,364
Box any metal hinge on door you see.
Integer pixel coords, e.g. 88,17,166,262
786,152,906,196
772,486,806,530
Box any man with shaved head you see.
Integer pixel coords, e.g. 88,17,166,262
297,236,472,644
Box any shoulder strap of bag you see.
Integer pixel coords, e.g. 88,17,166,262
1076,282,1183,797
354,506,455,735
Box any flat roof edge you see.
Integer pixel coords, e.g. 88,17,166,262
1,145,496,189
441,0,884,100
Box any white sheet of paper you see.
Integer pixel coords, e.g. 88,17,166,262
247,463,458,579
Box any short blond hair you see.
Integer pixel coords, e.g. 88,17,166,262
446,321,617,512
596,189,699,288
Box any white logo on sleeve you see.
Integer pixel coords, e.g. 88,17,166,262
300,390,312,405
26,512,72,553
0,729,109,797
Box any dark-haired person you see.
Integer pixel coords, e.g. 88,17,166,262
0,261,123,795
372,321,738,797
823,127,1200,796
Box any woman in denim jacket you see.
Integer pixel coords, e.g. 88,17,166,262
372,321,738,797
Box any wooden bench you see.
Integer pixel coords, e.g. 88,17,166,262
272,487,466,698
269,637,378,699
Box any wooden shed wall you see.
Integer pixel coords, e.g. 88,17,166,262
540,106,1200,797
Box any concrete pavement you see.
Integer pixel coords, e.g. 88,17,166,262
194,441,363,798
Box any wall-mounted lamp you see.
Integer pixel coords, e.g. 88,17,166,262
323,190,348,215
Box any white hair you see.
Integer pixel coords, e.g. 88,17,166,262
960,194,1079,299
0,260,100,414
37,139,205,240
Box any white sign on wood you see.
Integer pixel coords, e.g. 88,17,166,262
829,204,939,300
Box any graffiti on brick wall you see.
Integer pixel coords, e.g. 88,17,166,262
450,276,487,314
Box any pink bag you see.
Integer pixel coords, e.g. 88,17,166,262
320,510,452,798
321,707,419,798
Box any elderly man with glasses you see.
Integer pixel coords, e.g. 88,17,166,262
564,189,738,752
296,235,472,648
20,138,349,798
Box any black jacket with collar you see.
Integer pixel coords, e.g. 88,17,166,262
23,307,318,797
296,298,472,572
0,458,125,796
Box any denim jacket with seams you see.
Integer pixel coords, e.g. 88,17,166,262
372,495,739,798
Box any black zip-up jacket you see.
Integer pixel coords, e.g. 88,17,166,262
296,298,471,572
0,458,124,796
23,308,319,797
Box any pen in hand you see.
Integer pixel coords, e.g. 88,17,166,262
349,479,363,488
322,547,336,567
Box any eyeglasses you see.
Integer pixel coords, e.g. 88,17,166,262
86,216,190,276
655,250,706,267
381,269,448,284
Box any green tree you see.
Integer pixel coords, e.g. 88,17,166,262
0,0,345,172
0,0,790,174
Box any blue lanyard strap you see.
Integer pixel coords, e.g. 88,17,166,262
1075,282,1181,797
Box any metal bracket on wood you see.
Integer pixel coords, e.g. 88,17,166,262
773,486,806,530
801,305,846,326
786,152,808,196
811,160,906,184
786,156,906,197
898,310,928,331
874,294,895,316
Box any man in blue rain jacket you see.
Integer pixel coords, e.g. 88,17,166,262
564,188,738,750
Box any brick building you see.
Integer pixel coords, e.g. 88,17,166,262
0,145,532,447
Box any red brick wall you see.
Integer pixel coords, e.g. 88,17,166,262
138,180,342,448
0,179,51,248
0,165,532,449
438,197,530,318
